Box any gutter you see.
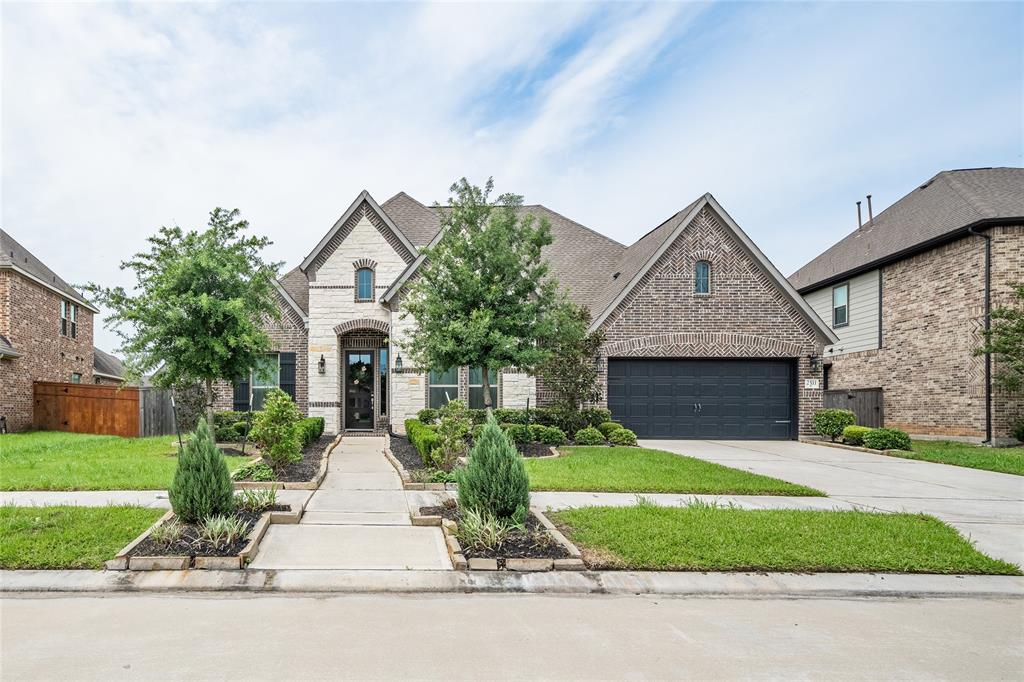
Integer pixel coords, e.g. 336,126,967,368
968,226,993,444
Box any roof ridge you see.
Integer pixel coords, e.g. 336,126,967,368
524,204,626,249
940,171,992,218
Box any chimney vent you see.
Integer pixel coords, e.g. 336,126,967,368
856,201,862,229
866,194,874,223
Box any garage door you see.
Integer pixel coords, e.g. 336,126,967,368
607,359,795,440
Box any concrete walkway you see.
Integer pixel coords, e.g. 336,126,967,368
644,439,1024,566
249,437,451,570
0,489,313,511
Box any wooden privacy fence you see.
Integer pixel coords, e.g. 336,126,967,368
824,387,884,428
33,382,177,438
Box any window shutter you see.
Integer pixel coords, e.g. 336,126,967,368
233,376,250,412
279,352,297,401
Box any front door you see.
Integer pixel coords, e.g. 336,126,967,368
345,351,374,430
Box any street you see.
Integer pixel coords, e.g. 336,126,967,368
2,593,1021,680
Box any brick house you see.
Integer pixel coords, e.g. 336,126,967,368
216,190,836,440
0,229,125,431
790,167,1023,445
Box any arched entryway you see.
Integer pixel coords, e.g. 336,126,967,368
334,319,390,432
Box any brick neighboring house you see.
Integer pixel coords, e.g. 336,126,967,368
790,167,1024,445
215,190,836,440
0,229,127,431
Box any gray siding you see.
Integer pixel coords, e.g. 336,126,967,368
804,269,880,356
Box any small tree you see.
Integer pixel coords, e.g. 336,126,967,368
430,399,471,471
401,178,561,407
249,389,302,470
976,283,1024,394
458,413,530,521
85,208,281,426
168,419,235,523
536,303,605,411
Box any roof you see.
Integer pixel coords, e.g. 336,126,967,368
0,229,98,311
93,347,124,379
0,334,20,358
277,267,309,316
790,167,1024,292
380,192,442,246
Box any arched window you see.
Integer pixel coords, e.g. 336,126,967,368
694,260,711,294
356,268,373,300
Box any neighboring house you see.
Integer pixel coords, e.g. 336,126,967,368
790,167,1023,445
0,228,100,431
216,190,836,440
93,347,125,386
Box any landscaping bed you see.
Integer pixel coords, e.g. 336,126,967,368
232,434,335,486
126,508,266,559
551,503,1021,574
420,504,572,565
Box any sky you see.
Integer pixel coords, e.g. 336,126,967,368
3,1,1022,355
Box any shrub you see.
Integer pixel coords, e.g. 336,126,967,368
168,419,236,523
406,419,440,463
430,400,472,470
1012,419,1024,443
528,423,547,442
539,426,568,446
198,514,249,549
215,424,241,443
249,389,302,469
231,460,275,482
470,424,484,440
574,426,604,445
214,411,248,429
842,425,873,446
455,508,513,550
417,408,439,425
296,417,325,447
494,408,528,425
467,409,487,425
608,428,638,446
813,409,856,441
582,408,612,427
149,519,184,547
457,413,530,520
501,423,531,446
597,421,623,437
235,488,278,513
546,407,588,436
862,428,912,451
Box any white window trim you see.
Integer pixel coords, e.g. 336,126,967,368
832,283,850,328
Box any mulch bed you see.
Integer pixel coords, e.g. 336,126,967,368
389,434,425,471
232,435,333,483
218,445,259,457
127,509,259,558
420,505,570,564
518,442,554,458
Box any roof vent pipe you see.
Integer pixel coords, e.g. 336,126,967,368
866,194,874,223
856,201,862,229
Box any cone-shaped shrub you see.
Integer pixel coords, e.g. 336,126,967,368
458,412,530,520
169,418,236,523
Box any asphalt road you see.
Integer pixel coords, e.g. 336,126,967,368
2,593,1021,680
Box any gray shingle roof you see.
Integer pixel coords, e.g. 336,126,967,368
380,192,442,246
0,228,96,309
93,347,124,378
278,266,309,315
790,167,1024,292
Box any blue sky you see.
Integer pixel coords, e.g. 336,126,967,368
3,1,1022,353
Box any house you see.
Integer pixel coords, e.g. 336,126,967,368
0,229,102,431
790,167,1024,445
216,189,836,440
93,347,126,386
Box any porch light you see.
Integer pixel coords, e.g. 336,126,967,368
395,354,403,371
318,354,326,374
808,355,821,372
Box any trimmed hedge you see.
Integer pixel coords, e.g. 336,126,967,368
862,428,912,451
842,425,873,446
298,417,325,447
582,408,612,427
608,428,638,446
574,426,604,446
813,409,856,441
405,419,439,462
597,421,623,437
417,408,439,425
539,426,568,446
501,423,531,446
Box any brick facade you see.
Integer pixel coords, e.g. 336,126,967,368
825,225,1022,443
0,270,95,431
597,207,825,436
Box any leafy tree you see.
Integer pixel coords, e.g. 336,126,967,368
168,419,235,523
85,208,281,426
400,178,560,408
536,303,605,411
976,283,1024,393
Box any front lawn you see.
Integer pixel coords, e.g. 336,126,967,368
551,503,1021,574
0,431,246,491
886,440,1024,476
0,506,164,569
524,446,823,496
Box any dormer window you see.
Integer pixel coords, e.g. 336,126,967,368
694,261,711,294
356,268,374,301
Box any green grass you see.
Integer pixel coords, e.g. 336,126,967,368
551,503,1021,574
881,440,1024,476
0,431,246,491
524,446,824,496
0,506,164,569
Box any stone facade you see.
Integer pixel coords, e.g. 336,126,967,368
597,207,825,436
825,225,1022,443
0,270,96,431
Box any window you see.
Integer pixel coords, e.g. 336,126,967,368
428,367,458,408
356,268,373,301
379,348,388,415
694,261,711,294
71,373,82,383
60,301,78,338
832,283,849,328
251,353,280,410
468,367,498,409
70,303,77,338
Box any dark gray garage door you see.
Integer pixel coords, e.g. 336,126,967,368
607,359,795,440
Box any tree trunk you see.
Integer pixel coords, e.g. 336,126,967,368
205,378,215,428
481,364,493,410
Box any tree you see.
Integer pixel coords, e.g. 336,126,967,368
400,178,560,407
168,418,235,523
977,282,1024,393
457,412,530,521
85,208,281,426
535,303,605,411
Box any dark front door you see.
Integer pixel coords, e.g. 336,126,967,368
345,351,374,430
607,358,795,440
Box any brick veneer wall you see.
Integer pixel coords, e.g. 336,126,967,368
597,207,825,436
826,225,1022,442
0,271,95,431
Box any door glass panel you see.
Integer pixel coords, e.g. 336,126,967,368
346,352,374,429
379,348,387,415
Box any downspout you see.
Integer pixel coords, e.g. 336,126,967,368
968,227,992,443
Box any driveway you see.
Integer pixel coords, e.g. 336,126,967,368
643,439,1024,566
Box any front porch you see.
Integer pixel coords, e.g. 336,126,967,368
336,323,390,434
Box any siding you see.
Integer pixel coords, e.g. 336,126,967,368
804,269,880,357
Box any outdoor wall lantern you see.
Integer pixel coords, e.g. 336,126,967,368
318,354,326,374
395,354,403,371
809,355,821,372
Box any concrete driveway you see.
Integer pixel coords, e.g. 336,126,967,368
643,439,1024,567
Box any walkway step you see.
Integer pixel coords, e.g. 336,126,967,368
317,473,402,490
248,525,451,570
301,511,411,526
304,489,409,514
